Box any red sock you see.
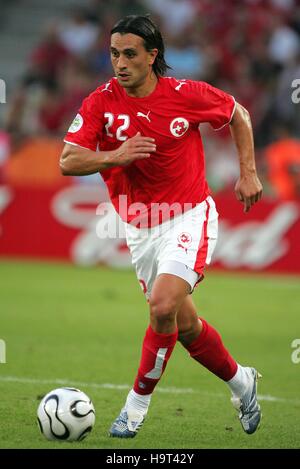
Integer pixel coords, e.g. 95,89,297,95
133,325,178,395
185,318,237,381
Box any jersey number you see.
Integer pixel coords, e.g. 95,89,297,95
104,113,129,141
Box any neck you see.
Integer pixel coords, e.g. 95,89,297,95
125,73,158,98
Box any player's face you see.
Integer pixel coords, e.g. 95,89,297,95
110,33,158,95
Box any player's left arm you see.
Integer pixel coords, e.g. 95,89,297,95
229,102,263,213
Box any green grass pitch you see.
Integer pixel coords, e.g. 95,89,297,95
0,260,299,449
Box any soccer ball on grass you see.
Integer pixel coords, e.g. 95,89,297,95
37,387,95,441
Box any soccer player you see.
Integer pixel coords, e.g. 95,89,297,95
60,15,263,438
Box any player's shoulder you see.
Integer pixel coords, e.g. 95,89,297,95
96,77,119,95
162,76,208,96
84,78,119,104
164,77,233,103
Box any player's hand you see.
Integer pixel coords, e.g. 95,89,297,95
113,132,156,166
234,172,263,213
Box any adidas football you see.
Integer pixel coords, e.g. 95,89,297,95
37,387,95,441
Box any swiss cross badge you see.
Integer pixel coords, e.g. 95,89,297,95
170,117,189,137
177,232,192,252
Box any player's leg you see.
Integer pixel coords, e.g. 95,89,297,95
177,296,238,380
109,272,190,438
177,296,262,434
110,198,214,438
176,295,202,346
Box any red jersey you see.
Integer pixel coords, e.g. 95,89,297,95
64,77,235,226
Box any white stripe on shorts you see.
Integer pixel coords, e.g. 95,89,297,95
157,260,199,292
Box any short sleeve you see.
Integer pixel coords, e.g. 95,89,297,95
64,90,103,151
186,81,236,130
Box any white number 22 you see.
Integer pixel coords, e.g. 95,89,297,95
104,113,130,141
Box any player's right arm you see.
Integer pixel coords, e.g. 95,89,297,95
60,132,156,176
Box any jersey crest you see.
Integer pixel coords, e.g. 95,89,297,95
170,117,189,137
177,232,192,252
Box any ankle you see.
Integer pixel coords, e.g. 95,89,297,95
227,365,252,398
125,389,152,415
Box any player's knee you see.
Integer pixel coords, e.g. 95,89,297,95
177,317,203,346
178,320,195,336
149,296,177,324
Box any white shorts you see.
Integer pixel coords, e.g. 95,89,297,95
125,196,218,299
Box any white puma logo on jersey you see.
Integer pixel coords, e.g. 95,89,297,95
137,111,151,122
101,82,112,93
175,81,187,91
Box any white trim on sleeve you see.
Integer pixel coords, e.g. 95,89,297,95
63,140,96,152
213,96,236,131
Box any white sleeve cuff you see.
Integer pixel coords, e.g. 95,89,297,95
213,97,236,131
64,140,96,151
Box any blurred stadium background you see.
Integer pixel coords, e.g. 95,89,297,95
0,0,300,449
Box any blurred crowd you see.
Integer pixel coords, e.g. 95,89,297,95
1,0,300,199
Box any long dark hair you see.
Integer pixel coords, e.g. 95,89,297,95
111,15,170,77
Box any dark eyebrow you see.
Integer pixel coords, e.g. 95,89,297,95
110,47,137,54
124,48,137,54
